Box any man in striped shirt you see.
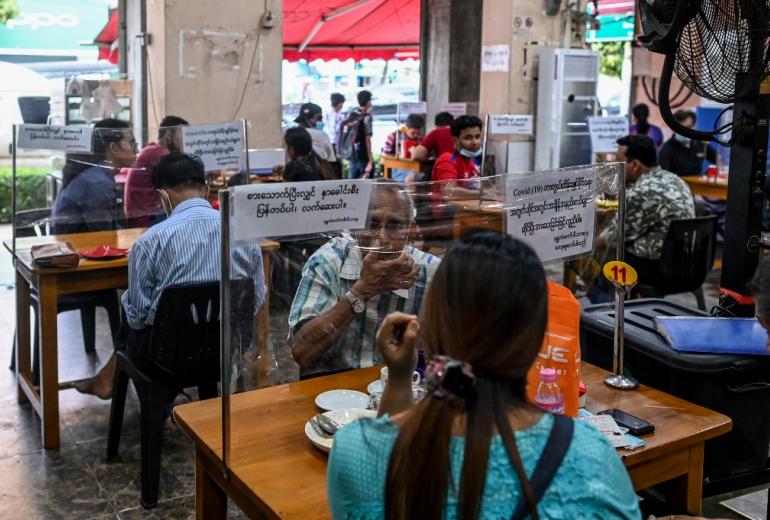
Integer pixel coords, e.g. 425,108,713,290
76,152,266,398
289,183,440,378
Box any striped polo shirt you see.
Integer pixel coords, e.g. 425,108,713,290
288,235,440,378
122,198,266,329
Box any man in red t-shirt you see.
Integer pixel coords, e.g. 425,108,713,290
432,115,483,191
411,111,456,161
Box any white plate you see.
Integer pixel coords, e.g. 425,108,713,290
315,389,370,411
367,379,385,395
305,408,377,452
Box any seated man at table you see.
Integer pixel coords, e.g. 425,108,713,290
411,111,455,162
288,182,440,378
432,115,483,192
595,135,695,283
76,152,266,398
124,115,188,228
382,114,425,164
52,119,137,234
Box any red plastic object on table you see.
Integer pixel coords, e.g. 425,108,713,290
79,245,130,260
707,164,718,182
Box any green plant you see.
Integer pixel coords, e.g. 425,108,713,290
0,0,19,25
593,41,625,79
0,167,49,222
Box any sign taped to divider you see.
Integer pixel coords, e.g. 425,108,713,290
489,115,534,135
505,165,598,262
440,102,468,118
398,101,428,114
17,124,93,152
182,122,244,172
230,179,374,242
588,116,628,154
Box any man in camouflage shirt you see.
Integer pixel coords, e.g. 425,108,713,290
597,134,695,276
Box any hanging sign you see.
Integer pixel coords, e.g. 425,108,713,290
505,165,598,262
230,179,374,242
588,116,628,154
17,124,93,152
182,122,244,171
398,101,428,114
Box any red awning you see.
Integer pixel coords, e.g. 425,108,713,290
594,0,635,15
283,0,420,62
94,9,119,65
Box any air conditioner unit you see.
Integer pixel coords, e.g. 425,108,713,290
535,48,600,170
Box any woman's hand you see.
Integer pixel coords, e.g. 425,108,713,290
376,312,419,380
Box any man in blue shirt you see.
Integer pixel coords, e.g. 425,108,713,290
76,152,266,398
52,118,137,234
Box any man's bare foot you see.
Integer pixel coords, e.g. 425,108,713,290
74,377,113,400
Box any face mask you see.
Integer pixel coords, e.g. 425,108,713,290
315,121,325,131
674,133,691,144
159,189,174,216
459,147,483,159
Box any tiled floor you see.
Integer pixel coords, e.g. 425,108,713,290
0,223,767,519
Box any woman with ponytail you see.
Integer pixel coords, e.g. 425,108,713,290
327,232,640,519
630,103,664,149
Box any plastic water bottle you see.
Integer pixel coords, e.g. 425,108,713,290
534,368,565,414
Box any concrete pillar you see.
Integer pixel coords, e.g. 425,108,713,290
421,0,482,126
142,0,283,147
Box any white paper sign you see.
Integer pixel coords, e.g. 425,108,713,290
398,101,428,114
230,180,374,241
17,124,93,152
505,166,597,262
248,148,285,173
588,116,628,154
489,115,534,135
439,103,468,118
182,122,244,171
482,45,510,72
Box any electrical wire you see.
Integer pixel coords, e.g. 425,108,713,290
231,16,265,120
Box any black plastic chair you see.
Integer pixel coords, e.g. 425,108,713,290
10,208,121,382
106,281,254,509
634,215,718,310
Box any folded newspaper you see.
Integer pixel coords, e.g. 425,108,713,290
30,242,79,268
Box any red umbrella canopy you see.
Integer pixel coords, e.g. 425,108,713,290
94,8,119,64
283,0,420,62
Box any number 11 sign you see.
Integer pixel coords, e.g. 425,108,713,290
602,261,639,390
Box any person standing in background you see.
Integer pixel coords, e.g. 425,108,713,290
349,90,375,179
294,102,337,163
124,115,188,228
325,93,346,151
629,103,664,149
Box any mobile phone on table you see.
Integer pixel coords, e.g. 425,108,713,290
598,408,655,436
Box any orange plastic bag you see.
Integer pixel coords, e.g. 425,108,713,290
526,281,582,417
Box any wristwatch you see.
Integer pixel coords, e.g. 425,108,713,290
345,289,366,314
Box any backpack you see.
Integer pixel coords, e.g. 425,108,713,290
337,110,370,160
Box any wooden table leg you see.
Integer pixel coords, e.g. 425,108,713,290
665,443,705,515
196,447,227,520
14,269,31,404
37,275,60,449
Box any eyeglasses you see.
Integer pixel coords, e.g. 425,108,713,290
368,217,408,237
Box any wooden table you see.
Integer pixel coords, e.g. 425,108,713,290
682,176,728,200
447,199,504,239
380,155,429,179
174,363,731,519
4,228,279,449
